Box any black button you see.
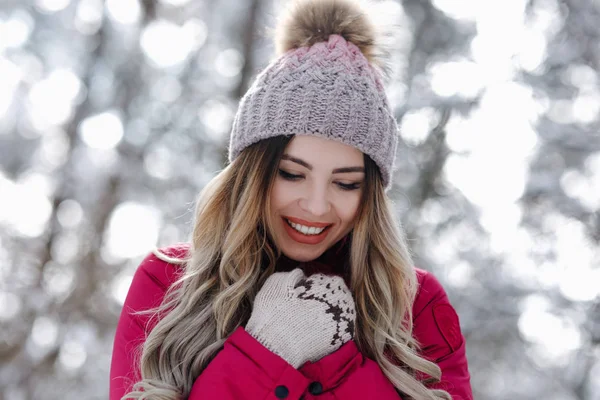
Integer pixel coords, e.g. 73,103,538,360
275,385,289,398
308,381,323,395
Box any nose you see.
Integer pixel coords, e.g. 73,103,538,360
299,184,331,217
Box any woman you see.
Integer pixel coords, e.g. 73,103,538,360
110,0,472,399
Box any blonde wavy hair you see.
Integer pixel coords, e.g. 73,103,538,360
123,136,450,400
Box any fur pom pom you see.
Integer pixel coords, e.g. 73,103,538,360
274,0,402,81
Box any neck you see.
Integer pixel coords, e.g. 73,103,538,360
275,235,351,282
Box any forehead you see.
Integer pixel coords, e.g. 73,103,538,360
283,135,364,166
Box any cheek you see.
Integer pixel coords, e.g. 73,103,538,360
337,193,362,223
269,180,293,211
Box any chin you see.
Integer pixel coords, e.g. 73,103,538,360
281,247,324,263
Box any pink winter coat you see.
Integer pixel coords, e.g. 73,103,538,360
110,244,472,399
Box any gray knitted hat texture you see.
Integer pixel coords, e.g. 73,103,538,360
228,34,399,189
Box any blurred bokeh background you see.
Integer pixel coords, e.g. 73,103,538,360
0,0,599,398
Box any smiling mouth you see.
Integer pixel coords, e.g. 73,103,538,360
284,218,332,236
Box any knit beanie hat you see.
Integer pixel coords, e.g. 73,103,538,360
228,0,400,189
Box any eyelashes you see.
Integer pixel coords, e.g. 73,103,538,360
278,169,302,181
277,169,362,191
337,182,361,191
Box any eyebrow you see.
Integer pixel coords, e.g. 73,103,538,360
281,154,365,174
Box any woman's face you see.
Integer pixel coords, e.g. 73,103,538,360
268,135,364,262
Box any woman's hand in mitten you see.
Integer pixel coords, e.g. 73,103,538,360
245,268,355,369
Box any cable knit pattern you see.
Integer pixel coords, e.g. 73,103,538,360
246,268,356,369
228,34,398,188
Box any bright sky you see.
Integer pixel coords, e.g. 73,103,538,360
78,111,124,149
140,19,207,68
0,0,597,370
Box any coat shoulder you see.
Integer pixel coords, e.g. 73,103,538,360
412,269,473,398
110,243,190,399
153,242,191,261
413,268,449,318
136,242,190,291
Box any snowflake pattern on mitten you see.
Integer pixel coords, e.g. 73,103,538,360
293,274,355,347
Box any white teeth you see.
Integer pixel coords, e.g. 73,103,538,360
286,220,326,235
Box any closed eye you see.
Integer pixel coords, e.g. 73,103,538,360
336,182,361,191
278,169,302,181
278,169,362,191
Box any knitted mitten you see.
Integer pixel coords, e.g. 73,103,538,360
246,268,355,368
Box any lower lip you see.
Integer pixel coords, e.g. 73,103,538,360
282,217,331,245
